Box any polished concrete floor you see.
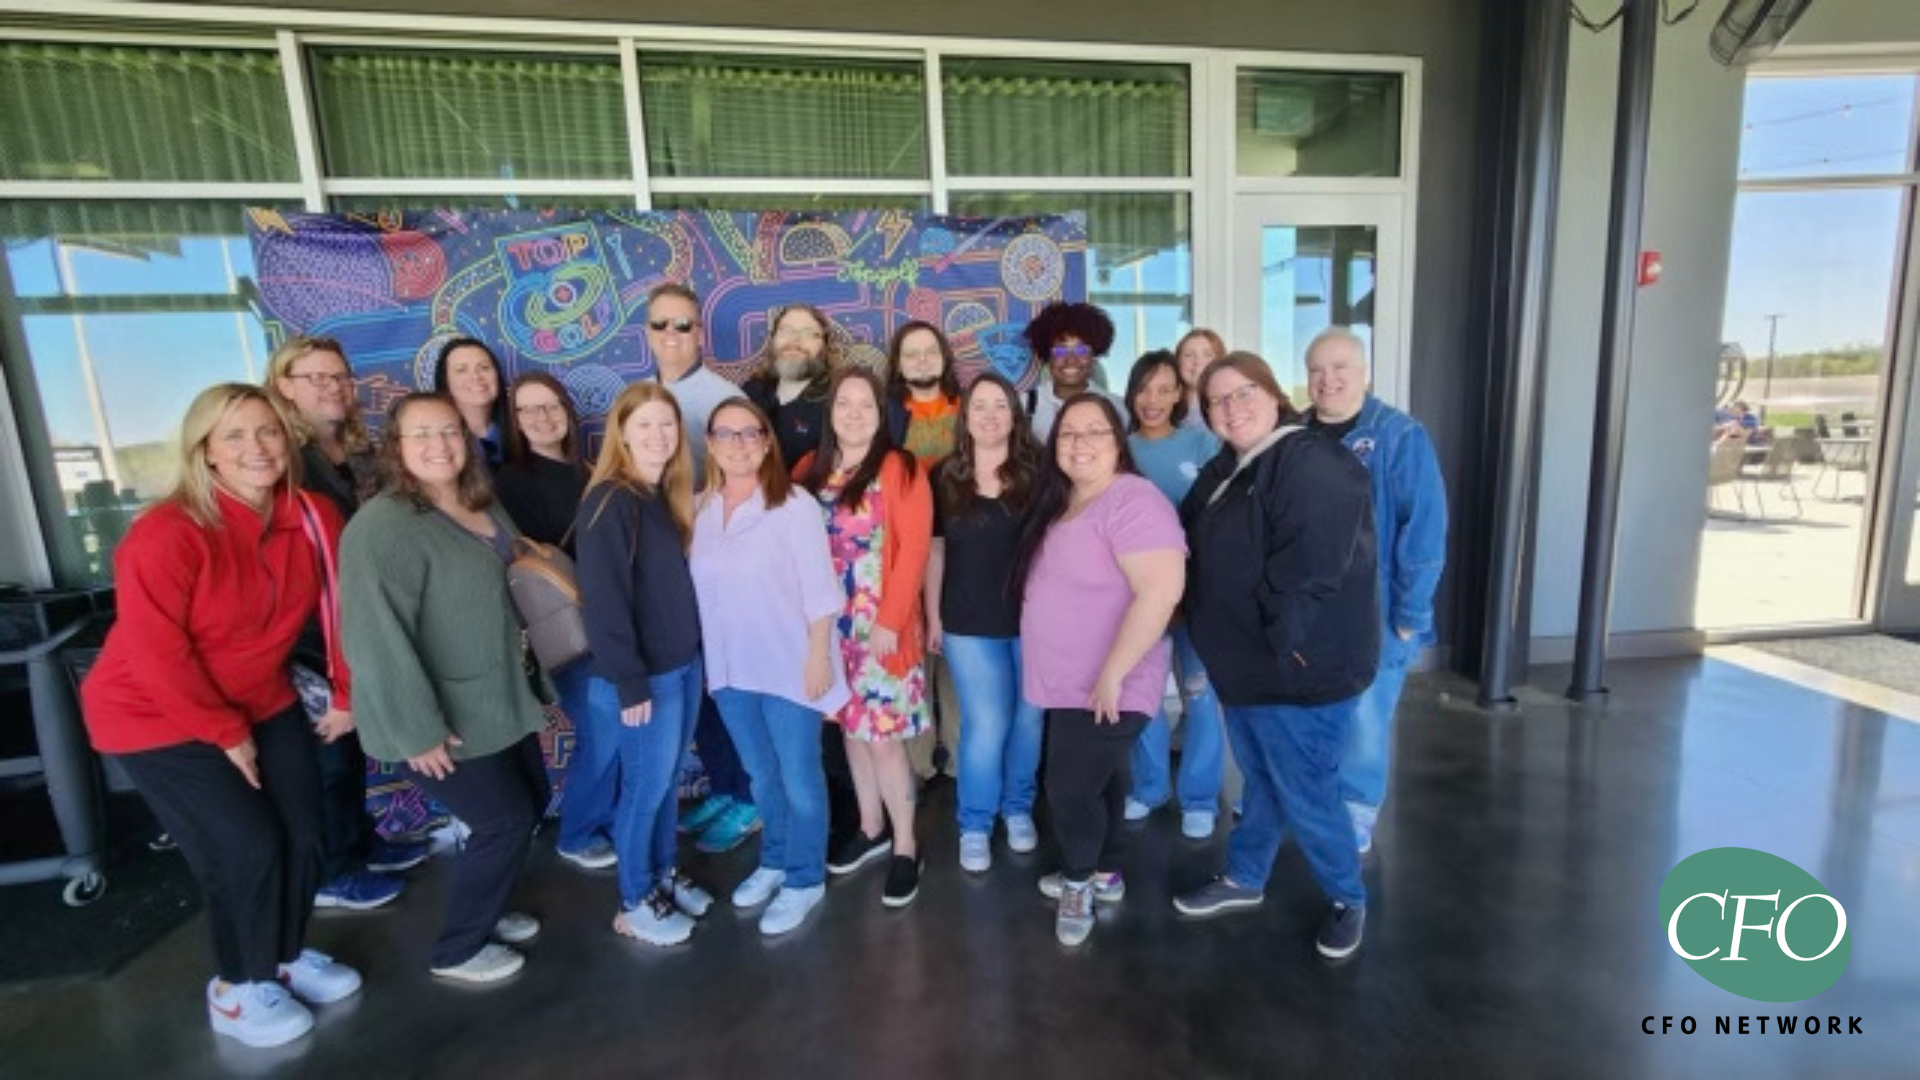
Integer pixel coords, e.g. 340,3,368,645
3,657,1916,1078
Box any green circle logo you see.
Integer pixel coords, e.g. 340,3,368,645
1659,847,1850,1003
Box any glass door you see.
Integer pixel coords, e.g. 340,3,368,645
1230,193,1407,408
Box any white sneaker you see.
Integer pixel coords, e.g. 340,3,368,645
1181,810,1217,840
959,832,992,874
668,869,713,917
492,912,540,945
1039,870,1126,904
1123,797,1154,822
207,979,314,1048
276,948,361,1005
1056,880,1096,947
431,943,525,983
1004,815,1039,854
759,884,825,937
614,889,695,947
731,867,785,909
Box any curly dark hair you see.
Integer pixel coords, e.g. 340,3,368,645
1021,301,1115,361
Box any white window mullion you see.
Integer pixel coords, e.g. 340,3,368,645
946,176,1193,193
925,49,949,214
277,31,327,212
620,40,653,210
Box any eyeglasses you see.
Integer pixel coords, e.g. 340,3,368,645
899,350,945,364
1050,344,1092,362
1058,428,1115,447
649,318,696,333
286,371,350,389
709,426,767,447
515,403,565,418
398,426,465,443
1206,384,1265,413
775,326,825,342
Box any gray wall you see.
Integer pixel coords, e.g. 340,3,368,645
1529,10,1745,657
1789,1,1920,47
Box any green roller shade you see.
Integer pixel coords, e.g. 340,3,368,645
640,53,926,180
312,50,631,180
0,42,296,183
943,59,1189,178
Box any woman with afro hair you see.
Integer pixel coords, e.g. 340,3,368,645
1020,301,1123,440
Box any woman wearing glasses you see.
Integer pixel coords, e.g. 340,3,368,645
1120,349,1226,841
492,373,610,874
795,368,934,908
574,382,711,946
433,337,511,473
264,337,426,914
340,393,550,985
1170,352,1377,962
1020,301,1124,440
83,384,359,1049
689,397,849,937
1014,393,1185,947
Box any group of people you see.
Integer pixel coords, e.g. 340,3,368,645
79,284,1447,1050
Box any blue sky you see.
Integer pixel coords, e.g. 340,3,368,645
1721,74,1917,359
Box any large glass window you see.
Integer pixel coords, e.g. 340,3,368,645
1258,224,1378,399
0,42,296,183
0,202,276,584
949,192,1191,386
1236,69,1402,179
943,59,1189,177
640,53,926,180
312,49,631,180
1738,74,1919,181
650,194,930,213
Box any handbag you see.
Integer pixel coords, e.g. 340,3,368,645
292,491,341,726
507,537,590,672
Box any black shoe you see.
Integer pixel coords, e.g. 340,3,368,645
881,854,924,908
1316,901,1365,960
827,828,892,876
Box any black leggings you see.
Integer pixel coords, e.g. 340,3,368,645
115,706,322,984
408,734,548,968
1043,709,1149,879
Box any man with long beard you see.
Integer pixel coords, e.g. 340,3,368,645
744,303,840,467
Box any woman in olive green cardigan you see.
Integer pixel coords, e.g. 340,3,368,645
339,393,549,986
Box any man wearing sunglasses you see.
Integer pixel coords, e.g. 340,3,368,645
1020,301,1124,440
644,283,737,475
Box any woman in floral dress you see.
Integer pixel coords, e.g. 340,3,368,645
795,367,934,909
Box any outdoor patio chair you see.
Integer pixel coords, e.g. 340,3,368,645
1744,437,1803,521
1705,436,1751,520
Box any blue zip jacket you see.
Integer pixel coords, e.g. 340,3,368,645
1312,395,1448,644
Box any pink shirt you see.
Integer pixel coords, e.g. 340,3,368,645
1020,473,1186,714
691,488,851,714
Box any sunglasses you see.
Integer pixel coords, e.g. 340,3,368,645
1050,343,1093,361
649,318,697,333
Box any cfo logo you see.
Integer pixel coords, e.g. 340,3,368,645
1659,847,1850,1003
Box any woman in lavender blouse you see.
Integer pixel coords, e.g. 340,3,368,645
689,397,850,939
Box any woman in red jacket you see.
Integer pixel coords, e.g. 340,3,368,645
82,383,360,1050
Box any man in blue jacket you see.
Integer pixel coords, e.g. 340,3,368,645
1303,328,1448,855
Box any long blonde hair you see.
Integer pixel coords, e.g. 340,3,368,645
586,381,695,546
163,383,302,528
264,335,373,456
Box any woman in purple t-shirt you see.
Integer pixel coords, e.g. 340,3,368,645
1013,394,1186,947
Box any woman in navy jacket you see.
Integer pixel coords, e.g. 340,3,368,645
1169,352,1378,962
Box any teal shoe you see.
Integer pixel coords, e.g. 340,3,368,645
695,801,762,854
677,794,734,836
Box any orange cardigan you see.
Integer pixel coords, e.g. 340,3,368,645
791,450,933,676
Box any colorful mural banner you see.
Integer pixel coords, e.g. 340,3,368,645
243,206,1088,829
245,207,1088,435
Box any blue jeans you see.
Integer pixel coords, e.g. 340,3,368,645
1129,623,1224,812
712,688,828,888
942,634,1044,835
1339,629,1416,834
1222,699,1365,907
554,660,615,854
587,659,702,909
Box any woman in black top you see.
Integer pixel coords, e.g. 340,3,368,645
924,373,1047,874
1169,351,1377,962
492,372,607,872
574,381,712,946
492,372,588,551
